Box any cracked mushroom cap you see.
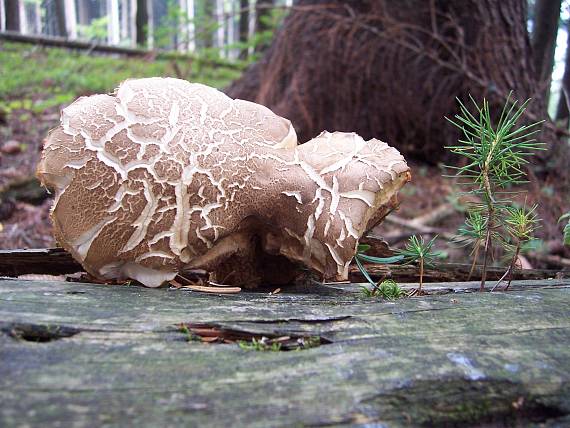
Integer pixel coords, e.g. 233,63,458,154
37,77,410,287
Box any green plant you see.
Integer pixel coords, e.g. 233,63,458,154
445,93,544,290
559,212,570,246
493,204,540,290
178,324,201,342
354,243,404,293
238,337,282,352
77,16,109,42
361,279,406,300
0,42,241,111
454,210,487,280
397,235,439,294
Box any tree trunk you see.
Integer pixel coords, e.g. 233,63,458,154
135,0,148,47
215,0,224,51
226,0,566,175
195,0,214,49
77,0,89,26
4,0,21,32
239,0,249,59
54,0,67,37
557,19,570,123
254,0,273,53
107,0,120,45
0,0,5,31
531,0,562,100
64,0,77,38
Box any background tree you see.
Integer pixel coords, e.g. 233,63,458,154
4,0,21,32
136,0,148,46
238,0,249,59
226,0,568,177
531,0,562,102
54,0,68,37
254,0,273,53
557,17,570,123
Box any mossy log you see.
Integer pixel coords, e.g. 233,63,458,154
0,278,569,427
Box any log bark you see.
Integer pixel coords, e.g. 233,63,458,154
0,277,569,426
1,247,567,282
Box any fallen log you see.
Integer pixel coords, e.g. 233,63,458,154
0,277,569,426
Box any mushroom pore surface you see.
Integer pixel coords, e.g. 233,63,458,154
37,77,410,287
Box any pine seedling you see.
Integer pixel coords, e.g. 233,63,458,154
445,93,544,291
354,243,404,293
361,279,406,299
397,235,439,295
455,210,487,280
559,212,570,246
493,204,540,290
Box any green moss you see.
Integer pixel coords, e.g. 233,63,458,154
0,42,241,111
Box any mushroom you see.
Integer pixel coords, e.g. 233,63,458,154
37,78,410,288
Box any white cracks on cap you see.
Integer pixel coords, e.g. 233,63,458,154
74,217,114,259
120,181,159,253
282,191,303,204
38,78,410,288
171,181,190,258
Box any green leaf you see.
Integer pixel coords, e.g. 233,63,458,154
356,254,405,264
354,256,376,287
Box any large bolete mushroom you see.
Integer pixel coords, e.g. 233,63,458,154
37,78,410,287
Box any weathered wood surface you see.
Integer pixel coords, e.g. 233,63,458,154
1,278,569,427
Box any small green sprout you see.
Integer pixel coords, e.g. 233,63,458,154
397,235,439,294
493,205,540,291
237,337,282,352
455,210,487,280
559,212,570,246
361,279,406,300
178,324,201,342
445,92,544,290
354,243,404,294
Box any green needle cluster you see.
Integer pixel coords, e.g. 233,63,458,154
446,93,545,290
397,235,439,294
446,93,545,204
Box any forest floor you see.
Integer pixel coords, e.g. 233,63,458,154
0,41,568,271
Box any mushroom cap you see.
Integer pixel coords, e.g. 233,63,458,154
37,78,409,287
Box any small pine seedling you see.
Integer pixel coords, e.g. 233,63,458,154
397,235,439,295
361,279,406,300
493,205,540,291
455,210,487,280
559,212,570,246
445,92,544,291
354,243,404,293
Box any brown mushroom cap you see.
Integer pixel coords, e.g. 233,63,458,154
37,78,409,287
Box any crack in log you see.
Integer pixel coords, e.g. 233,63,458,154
178,322,332,351
232,316,351,324
0,322,80,342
